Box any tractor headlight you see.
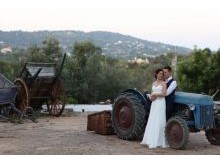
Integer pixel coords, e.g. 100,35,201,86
214,104,220,114
188,104,195,111
213,104,217,110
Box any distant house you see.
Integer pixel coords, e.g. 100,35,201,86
128,57,149,64
0,47,12,54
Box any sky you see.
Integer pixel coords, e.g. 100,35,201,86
0,0,220,50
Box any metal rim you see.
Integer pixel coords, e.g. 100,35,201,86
14,78,29,112
114,100,133,130
166,120,184,147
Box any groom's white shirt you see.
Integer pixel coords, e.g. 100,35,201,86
165,76,177,96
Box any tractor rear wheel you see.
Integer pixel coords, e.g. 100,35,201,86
165,116,189,149
112,92,147,140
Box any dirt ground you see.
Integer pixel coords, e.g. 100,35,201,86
0,111,220,155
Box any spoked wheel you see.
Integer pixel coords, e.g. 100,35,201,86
14,78,29,113
165,116,189,149
47,80,65,117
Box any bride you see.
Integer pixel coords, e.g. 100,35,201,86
141,68,168,148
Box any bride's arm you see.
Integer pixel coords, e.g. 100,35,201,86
149,82,157,101
151,82,167,97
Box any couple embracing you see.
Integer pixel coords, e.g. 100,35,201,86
141,66,177,148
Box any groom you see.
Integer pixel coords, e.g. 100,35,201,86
163,66,177,121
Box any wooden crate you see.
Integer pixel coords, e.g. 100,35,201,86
87,110,114,135
87,112,96,131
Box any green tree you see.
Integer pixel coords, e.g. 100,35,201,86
65,41,136,103
27,38,62,63
67,41,103,103
42,38,62,61
177,48,219,99
209,50,220,99
0,61,17,81
72,41,102,69
86,55,131,103
26,45,45,62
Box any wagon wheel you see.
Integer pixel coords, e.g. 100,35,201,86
165,116,189,150
14,78,29,113
47,80,65,117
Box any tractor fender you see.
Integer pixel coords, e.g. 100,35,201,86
122,88,151,112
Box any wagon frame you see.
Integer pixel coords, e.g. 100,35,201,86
15,53,66,117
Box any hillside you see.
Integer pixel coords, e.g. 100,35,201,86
0,30,191,59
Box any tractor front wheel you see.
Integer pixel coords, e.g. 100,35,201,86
205,122,220,145
165,116,189,149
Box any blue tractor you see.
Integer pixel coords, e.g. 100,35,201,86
112,89,220,149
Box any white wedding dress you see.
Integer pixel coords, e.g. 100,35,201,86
141,84,168,148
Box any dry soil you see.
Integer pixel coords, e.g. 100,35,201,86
0,112,220,155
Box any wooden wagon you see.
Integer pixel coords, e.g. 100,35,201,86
15,54,66,117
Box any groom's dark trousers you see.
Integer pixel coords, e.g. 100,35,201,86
165,95,175,121
165,78,176,121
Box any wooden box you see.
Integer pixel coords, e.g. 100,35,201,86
87,110,114,135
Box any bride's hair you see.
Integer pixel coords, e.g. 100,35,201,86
154,68,163,79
